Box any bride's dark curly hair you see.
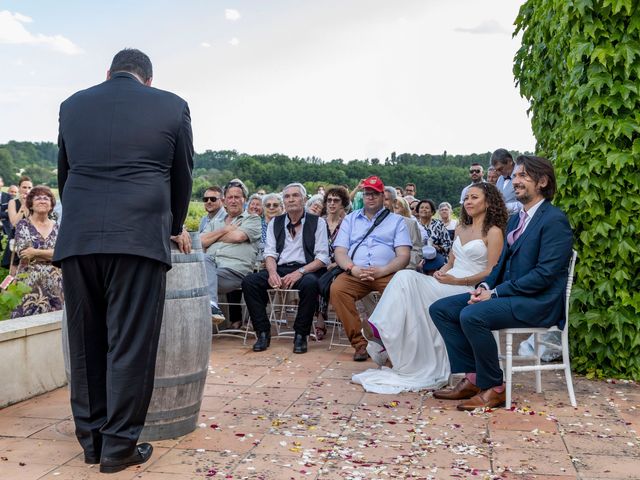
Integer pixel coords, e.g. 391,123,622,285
460,182,508,235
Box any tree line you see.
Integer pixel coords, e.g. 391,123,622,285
0,141,532,206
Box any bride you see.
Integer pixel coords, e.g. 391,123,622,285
352,182,508,394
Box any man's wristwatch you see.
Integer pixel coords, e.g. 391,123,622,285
490,289,498,299
297,267,306,275
345,264,354,275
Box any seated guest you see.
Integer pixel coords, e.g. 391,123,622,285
254,193,283,270
393,197,423,270
486,165,499,185
409,199,419,217
330,176,411,361
11,186,64,318
430,155,573,410
247,194,264,216
201,180,261,325
242,183,329,354
438,202,458,240
459,163,485,205
492,148,522,215
416,199,453,274
316,186,349,340
199,185,225,233
395,186,404,198
382,186,396,210
404,183,417,198
352,182,507,393
306,194,325,216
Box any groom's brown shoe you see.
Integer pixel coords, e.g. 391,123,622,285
456,388,506,411
433,378,481,400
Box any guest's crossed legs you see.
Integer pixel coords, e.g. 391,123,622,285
430,292,531,390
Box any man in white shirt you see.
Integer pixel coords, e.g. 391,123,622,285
492,148,522,215
242,183,329,354
459,163,484,204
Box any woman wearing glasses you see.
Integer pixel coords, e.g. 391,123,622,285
255,193,283,270
11,186,64,318
315,186,349,339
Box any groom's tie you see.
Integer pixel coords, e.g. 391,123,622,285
507,210,528,246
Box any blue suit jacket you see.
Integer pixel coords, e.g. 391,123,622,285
484,200,573,328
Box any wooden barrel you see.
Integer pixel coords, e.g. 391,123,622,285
62,232,211,441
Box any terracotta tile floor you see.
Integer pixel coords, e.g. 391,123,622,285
1,337,639,479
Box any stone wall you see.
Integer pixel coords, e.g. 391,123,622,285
0,310,66,408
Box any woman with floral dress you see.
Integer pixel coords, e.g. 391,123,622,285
11,186,63,318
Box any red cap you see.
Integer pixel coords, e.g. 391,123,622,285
362,175,384,193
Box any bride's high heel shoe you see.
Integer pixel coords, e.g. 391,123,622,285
362,320,389,367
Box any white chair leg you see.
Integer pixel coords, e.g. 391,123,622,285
493,331,503,371
562,337,577,407
534,333,542,393
505,333,513,409
328,320,338,350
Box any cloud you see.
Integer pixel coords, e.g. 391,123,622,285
200,42,211,48
229,37,239,47
225,8,241,21
0,10,83,55
455,19,510,35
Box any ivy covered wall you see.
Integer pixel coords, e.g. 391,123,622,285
514,0,640,378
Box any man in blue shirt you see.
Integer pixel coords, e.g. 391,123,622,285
331,176,412,361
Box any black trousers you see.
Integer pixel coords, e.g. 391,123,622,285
62,254,166,459
242,264,321,336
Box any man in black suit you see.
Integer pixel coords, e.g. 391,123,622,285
54,49,193,474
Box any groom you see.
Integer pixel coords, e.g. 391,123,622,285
430,155,573,410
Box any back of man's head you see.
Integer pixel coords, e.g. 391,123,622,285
490,148,513,166
110,48,153,83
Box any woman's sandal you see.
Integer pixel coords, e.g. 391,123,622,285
314,325,327,340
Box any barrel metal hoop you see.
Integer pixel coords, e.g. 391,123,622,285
153,369,208,388
144,401,202,421
164,286,209,299
171,252,204,263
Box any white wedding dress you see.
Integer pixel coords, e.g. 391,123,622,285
352,236,489,394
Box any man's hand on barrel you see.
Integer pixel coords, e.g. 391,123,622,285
171,230,192,254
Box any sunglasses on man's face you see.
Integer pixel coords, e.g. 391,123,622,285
469,169,481,174
203,196,219,203
265,203,280,208
326,197,341,204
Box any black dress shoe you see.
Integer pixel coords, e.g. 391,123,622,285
252,331,271,352
293,333,307,354
100,443,153,474
84,454,100,465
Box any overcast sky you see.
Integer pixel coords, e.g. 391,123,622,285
0,0,534,160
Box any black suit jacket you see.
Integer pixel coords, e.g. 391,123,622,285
0,191,12,236
54,72,193,268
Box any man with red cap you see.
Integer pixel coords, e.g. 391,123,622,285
330,176,412,361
